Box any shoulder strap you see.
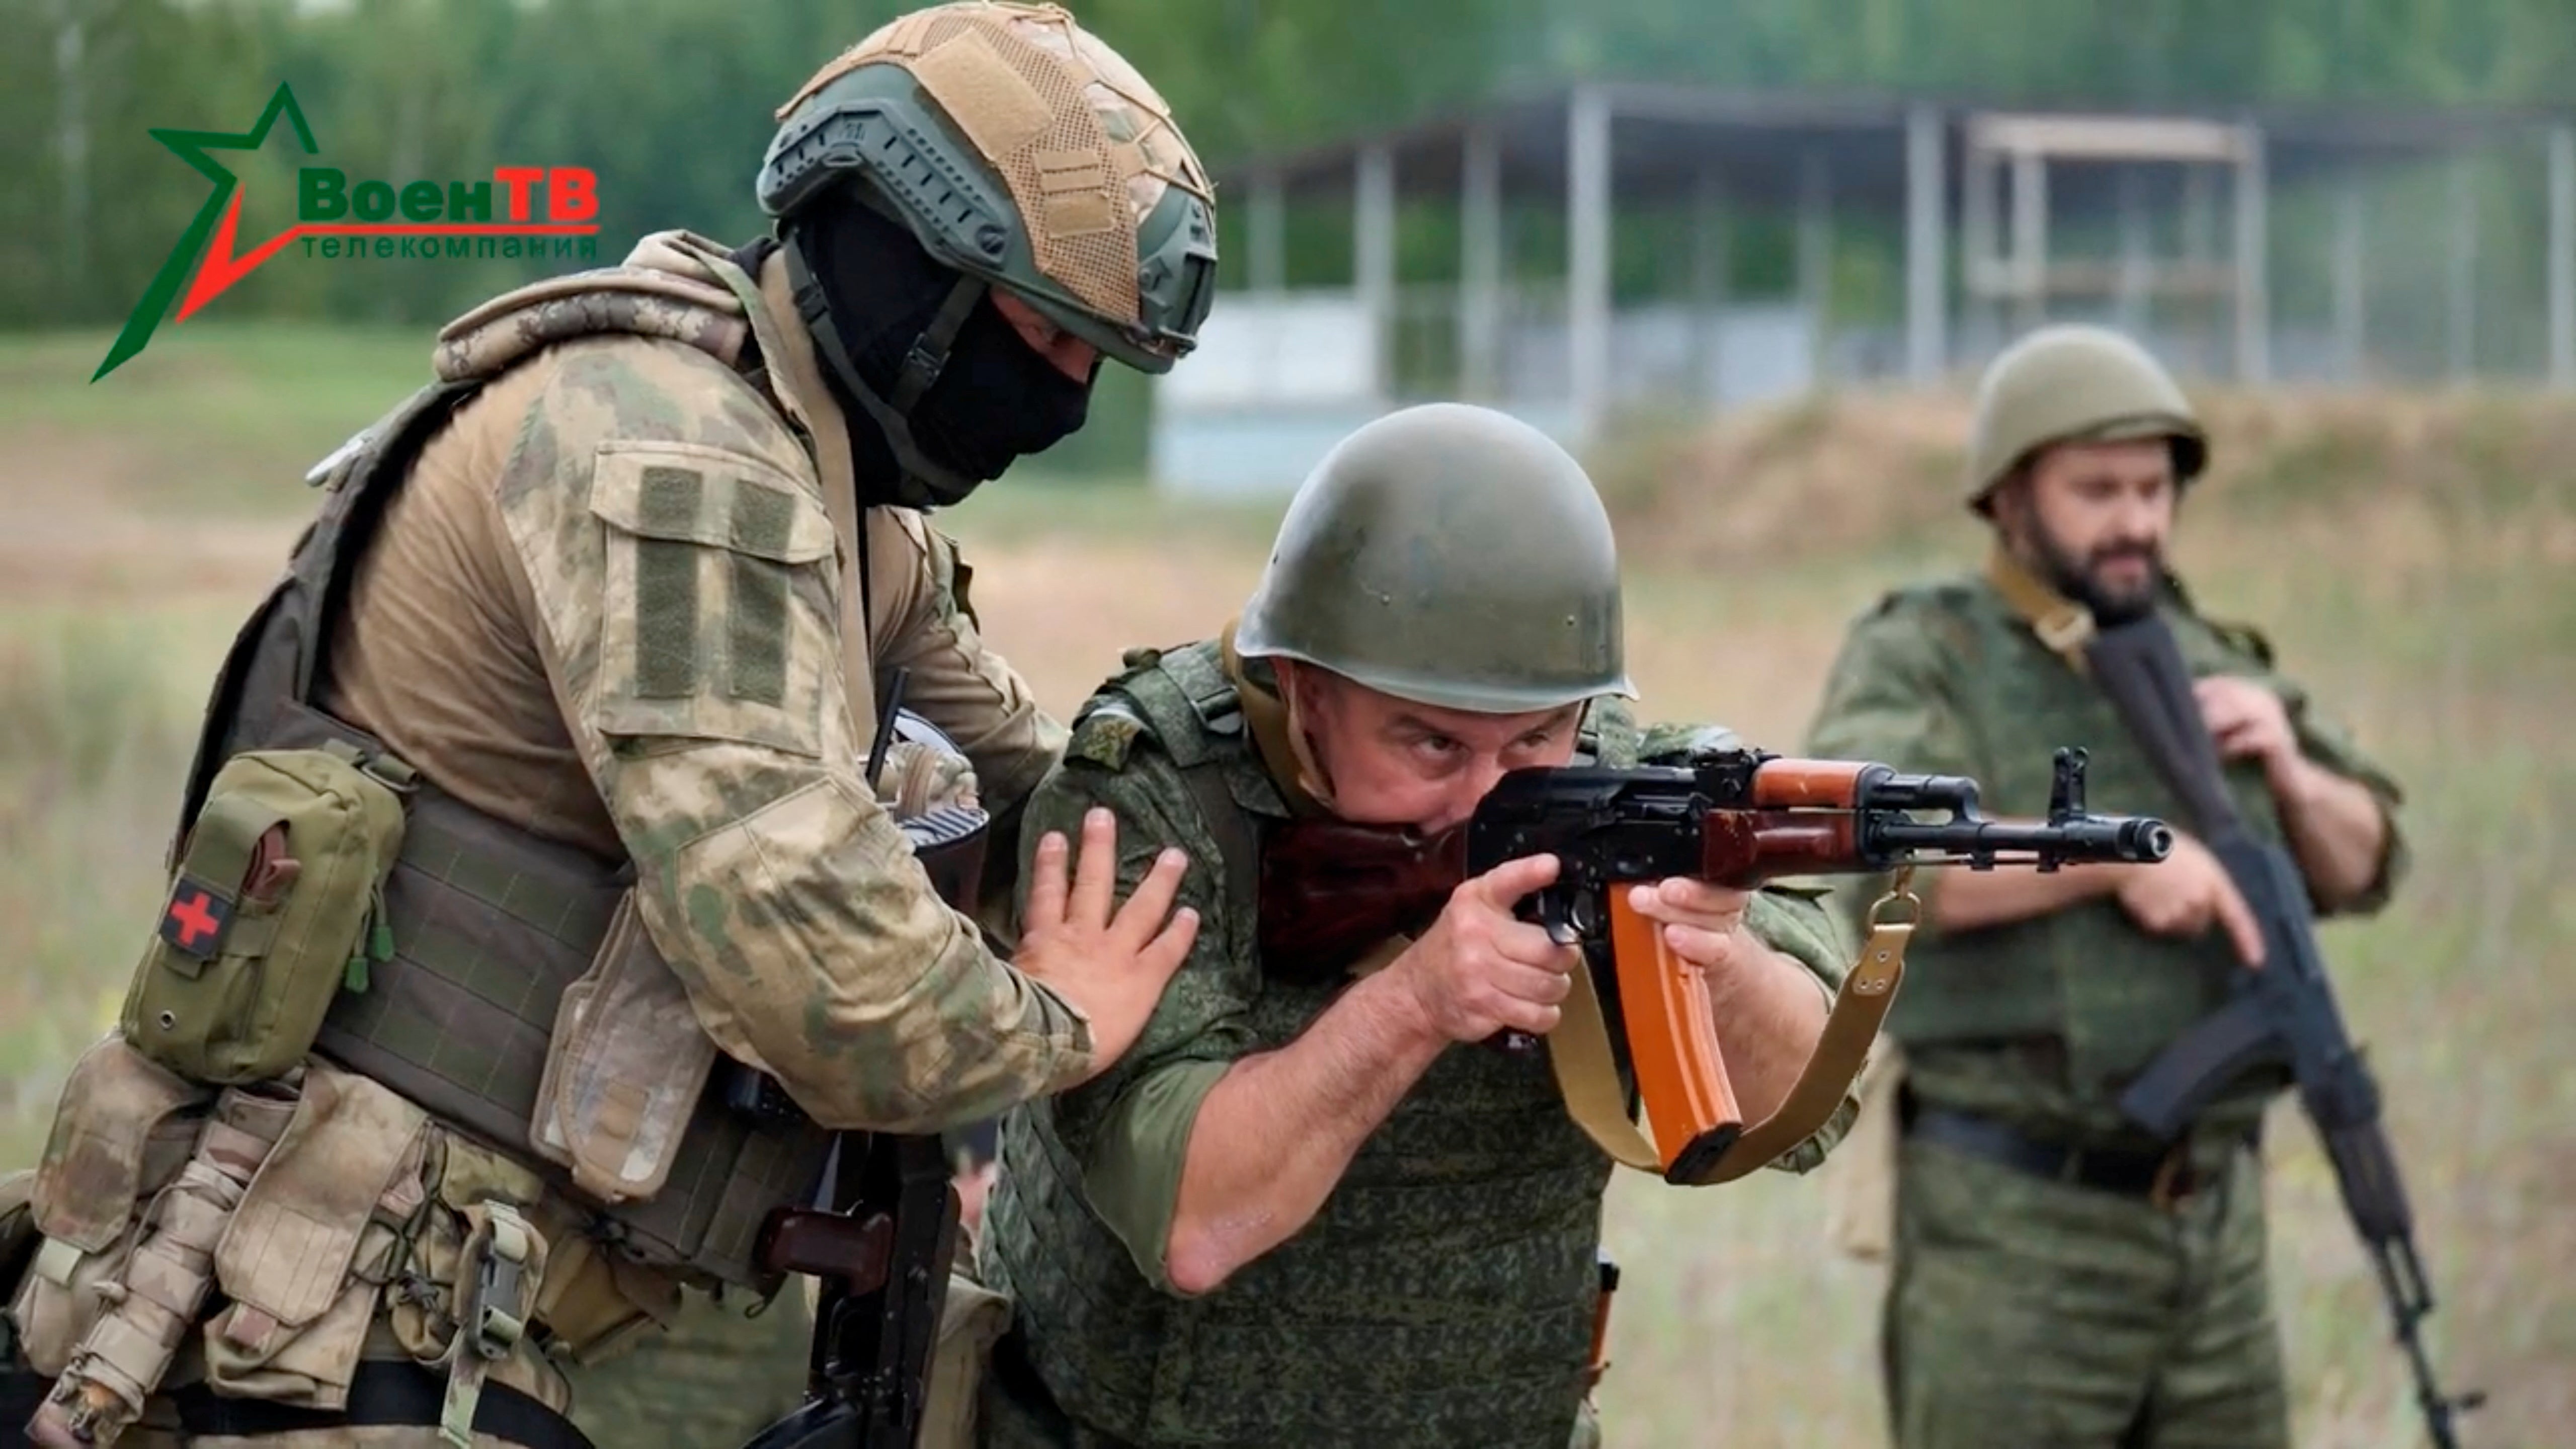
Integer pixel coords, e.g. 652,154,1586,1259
1178,758,1256,931
1150,643,1245,764
1982,546,2096,675
298,379,491,702
1079,646,1260,928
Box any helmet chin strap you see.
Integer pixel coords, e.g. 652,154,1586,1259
781,232,988,510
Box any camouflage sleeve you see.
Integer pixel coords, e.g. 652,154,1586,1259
1635,718,1744,761
1010,728,1257,1293
2274,668,2411,918
870,516,1070,946
489,340,1091,1134
879,518,1069,814
1799,599,1988,946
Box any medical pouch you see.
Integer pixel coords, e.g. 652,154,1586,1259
121,743,409,1085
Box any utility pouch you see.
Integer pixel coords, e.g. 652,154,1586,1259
203,1063,432,1410
524,1216,681,1368
13,1037,210,1376
121,743,411,1085
33,1079,301,1447
378,1129,555,1447
529,891,718,1206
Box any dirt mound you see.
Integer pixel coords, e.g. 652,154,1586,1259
1596,385,2576,571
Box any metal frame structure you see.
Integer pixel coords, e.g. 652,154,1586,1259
1212,85,2576,449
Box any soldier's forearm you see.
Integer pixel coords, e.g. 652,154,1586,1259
1701,939,1830,1122
1163,969,1444,1297
1921,832,2126,933
636,772,1088,1134
2268,754,2390,910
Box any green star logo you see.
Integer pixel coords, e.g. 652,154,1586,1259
94,82,317,383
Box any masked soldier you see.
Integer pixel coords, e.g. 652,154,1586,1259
0,5,1215,1447
1802,325,2408,1448
967,403,1864,1448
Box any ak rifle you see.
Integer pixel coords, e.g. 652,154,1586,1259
2085,617,2483,1449
1259,745,2170,1184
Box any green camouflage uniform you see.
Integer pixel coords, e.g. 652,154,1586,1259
974,640,1857,1449
1802,568,2408,1449
5,2,1221,1442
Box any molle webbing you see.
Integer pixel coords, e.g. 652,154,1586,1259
282,697,828,1281
1087,649,1259,923
314,780,624,1161
170,360,833,1284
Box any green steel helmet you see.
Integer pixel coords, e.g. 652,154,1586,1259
1964,323,2209,515
756,2,1219,375
1234,403,1637,715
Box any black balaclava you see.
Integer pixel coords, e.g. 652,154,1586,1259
783,186,1094,509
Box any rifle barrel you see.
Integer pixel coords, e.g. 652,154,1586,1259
1869,814,2172,865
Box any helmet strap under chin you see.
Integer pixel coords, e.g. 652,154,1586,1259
781,233,985,508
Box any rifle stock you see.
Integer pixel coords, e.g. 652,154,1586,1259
1259,745,2170,1182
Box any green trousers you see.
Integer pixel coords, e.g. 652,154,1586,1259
564,1285,814,1449
1881,1133,2290,1449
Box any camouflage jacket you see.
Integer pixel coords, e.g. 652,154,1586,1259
977,639,1855,1448
327,229,1088,1132
1802,564,2408,1145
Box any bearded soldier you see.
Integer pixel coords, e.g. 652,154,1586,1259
1803,325,2408,1448
0,6,1215,1448
967,403,1863,1449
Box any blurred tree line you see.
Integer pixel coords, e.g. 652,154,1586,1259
9,0,2573,331
4,0,2570,452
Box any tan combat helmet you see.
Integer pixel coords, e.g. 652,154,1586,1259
1964,324,2209,515
759,2,1219,374
1235,404,1637,715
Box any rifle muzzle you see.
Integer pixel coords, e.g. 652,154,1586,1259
1868,814,2172,865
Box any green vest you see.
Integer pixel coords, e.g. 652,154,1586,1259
981,641,1614,1449
1882,575,2299,1133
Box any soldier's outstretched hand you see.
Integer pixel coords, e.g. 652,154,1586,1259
1017,807,1201,1080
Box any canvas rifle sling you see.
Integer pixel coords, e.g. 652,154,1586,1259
1542,879,1911,1183
1984,547,2098,675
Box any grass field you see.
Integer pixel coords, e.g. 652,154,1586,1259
5,321,2569,1447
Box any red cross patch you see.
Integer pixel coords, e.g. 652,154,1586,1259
159,878,234,959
